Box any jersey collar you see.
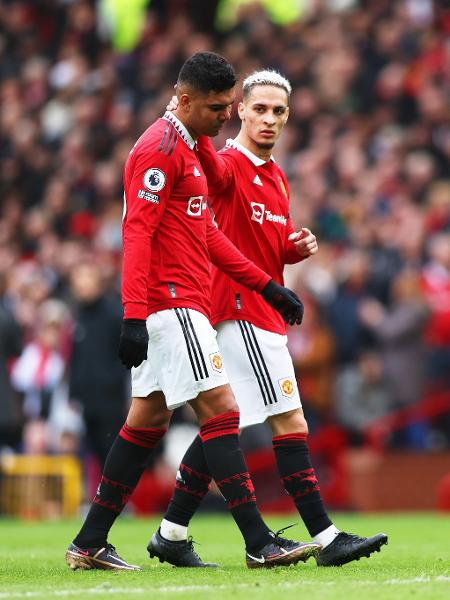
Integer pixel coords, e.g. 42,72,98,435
163,112,196,150
225,138,275,166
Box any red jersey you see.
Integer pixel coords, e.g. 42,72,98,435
421,262,450,345
197,137,302,334
122,113,270,320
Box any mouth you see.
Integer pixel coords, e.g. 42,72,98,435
260,130,275,137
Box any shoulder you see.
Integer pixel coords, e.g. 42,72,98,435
219,145,239,160
134,118,180,159
218,146,246,171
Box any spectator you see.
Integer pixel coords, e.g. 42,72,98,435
334,351,393,445
68,261,129,468
0,0,449,476
10,299,70,453
421,233,450,391
288,295,335,431
0,273,23,451
359,268,430,448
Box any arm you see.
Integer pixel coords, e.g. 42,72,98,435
196,136,233,194
120,147,175,368
122,151,173,319
359,300,428,342
206,210,269,292
206,212,304,325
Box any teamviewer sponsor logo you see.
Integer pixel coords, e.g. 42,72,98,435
187,196,204,217
251,202,265,224
250,203,287,226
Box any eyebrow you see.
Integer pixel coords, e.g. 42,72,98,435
252,103,288,110
207,102,233,109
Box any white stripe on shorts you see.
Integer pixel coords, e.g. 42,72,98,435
174,308,209,380
237,320,278,406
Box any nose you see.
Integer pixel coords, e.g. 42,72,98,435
263,113,276,125
219,106,232,122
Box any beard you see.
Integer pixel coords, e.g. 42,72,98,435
256,141,275,150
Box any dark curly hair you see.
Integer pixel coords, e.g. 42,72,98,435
177,52,236,93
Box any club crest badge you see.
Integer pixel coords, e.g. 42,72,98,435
278,377,295,398
279,176,288,198
210,352,223,373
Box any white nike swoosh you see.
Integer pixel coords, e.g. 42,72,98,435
247,553,265,563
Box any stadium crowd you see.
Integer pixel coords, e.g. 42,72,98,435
0,0,449,481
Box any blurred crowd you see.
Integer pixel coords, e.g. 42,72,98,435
0,0,449,477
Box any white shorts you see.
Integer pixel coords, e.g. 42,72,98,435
216,320,301,428
131,308,229,409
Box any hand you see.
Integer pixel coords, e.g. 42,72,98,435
166,95,179,111
261,280,304,326
118,319,149,369
358,299,385,327
288,228,318,260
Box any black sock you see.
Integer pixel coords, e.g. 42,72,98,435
163,434,211,527
74,423,166,548
273,432,332,537
200,412,271,553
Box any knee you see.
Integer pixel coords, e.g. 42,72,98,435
127,394,172,429
268,409,308,436
210,389,239,415
191,384,239,424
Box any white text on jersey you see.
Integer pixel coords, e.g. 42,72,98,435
250,202,287,226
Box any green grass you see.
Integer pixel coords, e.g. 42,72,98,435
0,513,449,599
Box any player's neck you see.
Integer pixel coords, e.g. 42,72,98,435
172,109,198,140
234,132,271,162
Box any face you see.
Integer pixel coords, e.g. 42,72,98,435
239,85,289,152
179,87,235,137
70,263,103,303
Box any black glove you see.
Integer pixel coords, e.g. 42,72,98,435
118,319,149,369
261,280,304,326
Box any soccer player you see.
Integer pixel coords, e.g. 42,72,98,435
65,53,321,572
149,70,388,568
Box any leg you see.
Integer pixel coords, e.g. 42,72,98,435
189,384,320,567
190,384,273,555
269,408,388,566
148,308,319,567
152,386,273,563
66,392,172,571
269,408,336,539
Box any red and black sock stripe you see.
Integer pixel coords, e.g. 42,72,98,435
273,432,332,537
74,424,166,548
200,411,271,553
119,422,167,448
199,411,240,442
163,434,212,527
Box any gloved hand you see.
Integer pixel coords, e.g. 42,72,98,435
118,319,149,369
261,280,304,326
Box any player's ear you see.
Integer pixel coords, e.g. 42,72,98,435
178,93,191,109
238,102,245,121
284,106,289,124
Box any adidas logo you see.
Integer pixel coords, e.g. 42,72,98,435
253,174,263,186
193,166,201,177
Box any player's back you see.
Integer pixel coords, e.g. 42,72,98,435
122,114,213,319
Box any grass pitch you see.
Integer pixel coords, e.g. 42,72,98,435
0,513,449,600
